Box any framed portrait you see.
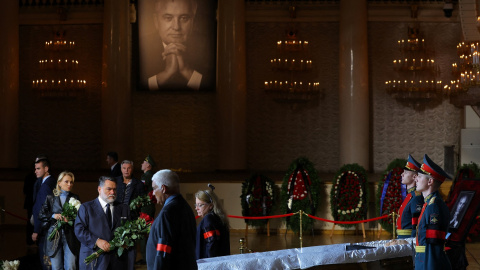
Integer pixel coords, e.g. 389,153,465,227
449,191,475,230
137,0,217,92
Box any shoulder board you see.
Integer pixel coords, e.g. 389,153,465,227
428,197,436,205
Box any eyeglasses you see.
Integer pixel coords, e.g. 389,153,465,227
194,203,208,208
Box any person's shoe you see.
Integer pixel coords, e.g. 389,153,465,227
135,259,146,265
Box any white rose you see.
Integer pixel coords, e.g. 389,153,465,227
338,210,341,213
357,203,361,208
355,208,359,211
342,211,346,214
287,198,293,209
346,210,350,213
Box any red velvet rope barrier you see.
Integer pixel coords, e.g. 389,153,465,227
305,213,390,224
220,212,390,224
228,213,295,220
1,209,29,222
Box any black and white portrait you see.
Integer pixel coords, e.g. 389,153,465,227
449,191,475,229
138,0,216,91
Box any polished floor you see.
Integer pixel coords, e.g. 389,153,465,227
1,226,479,269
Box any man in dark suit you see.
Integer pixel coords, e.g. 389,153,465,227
115,160,145,216
31,158,56,270
74,176,130,270
146,169,197,270
140,0,213,91
106,152,122,178
114,160,145,269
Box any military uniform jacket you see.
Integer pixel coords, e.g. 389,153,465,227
146,195,197,270
397,187,424,239
196,212,230,259
415,191,452,270
140,170,155,217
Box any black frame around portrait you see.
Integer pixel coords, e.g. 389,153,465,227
449,190,475,230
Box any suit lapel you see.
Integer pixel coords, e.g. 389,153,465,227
94,198,110,231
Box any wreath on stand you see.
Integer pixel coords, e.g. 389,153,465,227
330,163,368,228
280,157,321,233
240,174,277,227
375,158,407,234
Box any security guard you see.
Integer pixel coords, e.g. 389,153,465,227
415,154,452,270
397,154,424,239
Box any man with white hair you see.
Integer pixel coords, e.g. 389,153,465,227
146,169,197,269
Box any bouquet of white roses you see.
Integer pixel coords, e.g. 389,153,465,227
47,197,81,241
1,260,20,270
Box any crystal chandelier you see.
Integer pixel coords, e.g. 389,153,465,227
32,30,86,98
385,26,442,108
263,2,321,104
444,41,480,93
264,30,321,103
446,41,480,107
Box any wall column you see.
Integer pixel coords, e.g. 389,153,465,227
338,0,369,168
217,0,247,170
0,0,19,168
101,0,133,163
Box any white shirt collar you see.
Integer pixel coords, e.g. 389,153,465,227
98,196,113,213
110,162,118,171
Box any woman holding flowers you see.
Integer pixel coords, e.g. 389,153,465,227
39,171,81,270
194,184,230,259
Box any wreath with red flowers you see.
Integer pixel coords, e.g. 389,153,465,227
375,158,407,234
280,157,321,233
330,163,368,228
241,174,277,227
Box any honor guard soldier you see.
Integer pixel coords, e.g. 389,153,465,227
397,154,424,239
415,154,452,270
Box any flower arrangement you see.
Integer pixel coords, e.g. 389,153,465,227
375,158,406,234
330,163,368,228
129,192,156,212
280,157,321,233
48,197,81,241
84,215,152,264
240,174,277,227
0,260,20,270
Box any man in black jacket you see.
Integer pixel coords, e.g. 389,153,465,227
147,169,197,270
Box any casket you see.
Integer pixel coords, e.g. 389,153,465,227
197,238,415,270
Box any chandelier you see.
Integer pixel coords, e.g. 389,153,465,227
445,42,479,93
264,30,321,103
385,26,442,109
32,30,86,98
263,2,321,104
447,41,480,107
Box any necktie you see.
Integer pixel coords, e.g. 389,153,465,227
106,203,112,229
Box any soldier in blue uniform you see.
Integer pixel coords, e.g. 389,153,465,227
397,154,424,239
415,154,452,270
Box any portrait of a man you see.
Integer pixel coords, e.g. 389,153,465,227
138,0,216,91
449,191,475,229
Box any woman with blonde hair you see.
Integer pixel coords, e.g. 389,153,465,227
194,184,230,259
39,171,80,270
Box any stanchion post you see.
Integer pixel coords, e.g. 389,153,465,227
299,210,303,249
239,238,245,254
392,212,396,239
